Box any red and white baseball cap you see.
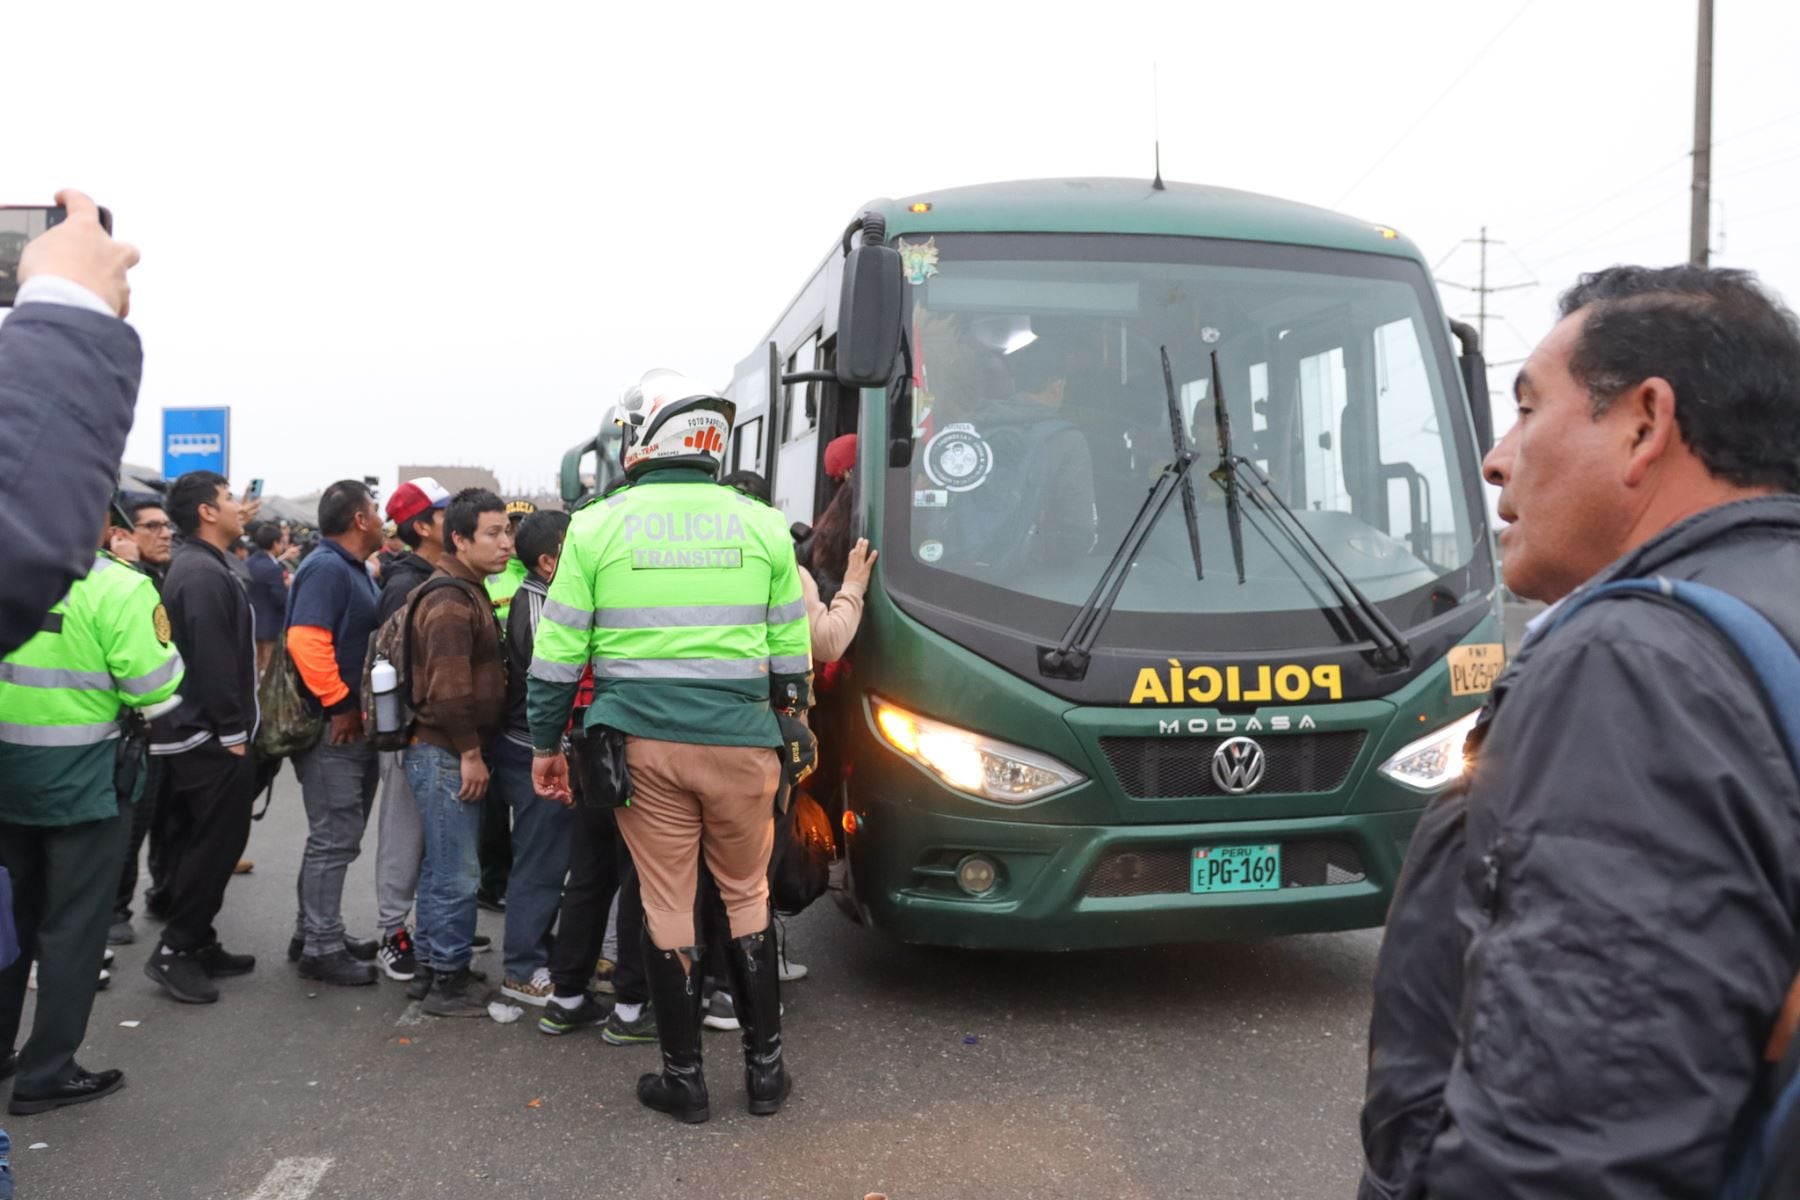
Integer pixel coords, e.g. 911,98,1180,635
386,476,451,526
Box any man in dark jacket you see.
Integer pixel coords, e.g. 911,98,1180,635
0,190,142,658
1360,265,1800,1198
143,471,259,1005
369,477,450,984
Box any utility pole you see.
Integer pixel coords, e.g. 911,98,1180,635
1436,227,1536,352
1690,0,1714,267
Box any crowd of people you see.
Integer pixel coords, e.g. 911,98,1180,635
0,397,878,1140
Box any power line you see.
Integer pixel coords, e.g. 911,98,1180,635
1435,227,1537,352
1332,0,1539,208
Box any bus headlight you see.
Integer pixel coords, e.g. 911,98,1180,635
1377,710,1481,792
870,697,1085,804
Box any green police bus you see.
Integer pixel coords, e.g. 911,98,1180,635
597,177,1503,950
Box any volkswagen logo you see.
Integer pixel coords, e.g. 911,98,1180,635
1211,736,1267,794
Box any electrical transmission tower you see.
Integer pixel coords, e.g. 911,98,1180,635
1434,227,1538,358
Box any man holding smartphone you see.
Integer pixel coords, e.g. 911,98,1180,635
0,190,141,658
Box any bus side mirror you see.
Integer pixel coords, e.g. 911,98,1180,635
835,241,904,388
1449,320,1494,456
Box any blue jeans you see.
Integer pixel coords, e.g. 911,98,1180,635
403,743,482,974
492,740,572,981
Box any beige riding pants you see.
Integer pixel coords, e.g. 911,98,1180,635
614,736,780,953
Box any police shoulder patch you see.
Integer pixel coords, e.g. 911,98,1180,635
153,603,173,646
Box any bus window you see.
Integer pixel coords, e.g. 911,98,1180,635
1374,317,1453,565
1298,347,1351,515
734,416,763,472
783,332,820,444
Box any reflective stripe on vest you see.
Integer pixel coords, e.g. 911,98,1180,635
589,656,770,681
0,719,123,747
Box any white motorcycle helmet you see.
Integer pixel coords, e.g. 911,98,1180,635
617,369,736,479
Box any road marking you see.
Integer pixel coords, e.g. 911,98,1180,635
245,1157,332,1200
395,1001,428,1027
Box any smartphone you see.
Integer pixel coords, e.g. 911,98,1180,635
246,478,265,502
0,204,115,307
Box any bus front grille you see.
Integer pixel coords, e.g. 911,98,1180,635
1098,732,1366,799
1083,839,1367,898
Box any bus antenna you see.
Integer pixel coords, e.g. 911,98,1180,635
1152,63,1166,190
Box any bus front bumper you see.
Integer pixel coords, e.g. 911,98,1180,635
842,801,1423,952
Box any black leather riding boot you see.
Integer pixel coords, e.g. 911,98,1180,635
724,924,792,1115
636,936,709,1124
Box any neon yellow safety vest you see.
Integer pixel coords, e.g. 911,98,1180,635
527,471,811,749
0,552,185,825
486,556,528,625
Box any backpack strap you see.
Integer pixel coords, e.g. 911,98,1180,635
400,575,490,700
1547,577,1800,766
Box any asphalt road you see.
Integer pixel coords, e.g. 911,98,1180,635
8,769,1386,1200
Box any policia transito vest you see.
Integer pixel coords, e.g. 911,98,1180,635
0,552,185,826
526,469,812,752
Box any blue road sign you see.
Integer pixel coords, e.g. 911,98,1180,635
162,407,230,482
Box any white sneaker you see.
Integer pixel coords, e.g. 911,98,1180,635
775,918,808,982
501,967,554,1007
702,989,741,1031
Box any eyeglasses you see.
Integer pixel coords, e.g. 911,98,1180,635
135,520,173,534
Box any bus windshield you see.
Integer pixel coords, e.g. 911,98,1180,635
883,233,1486,650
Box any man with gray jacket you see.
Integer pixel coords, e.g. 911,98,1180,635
1360,265,1800,1198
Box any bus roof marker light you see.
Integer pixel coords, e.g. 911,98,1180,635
908,202,932,213
1375,226,1400,240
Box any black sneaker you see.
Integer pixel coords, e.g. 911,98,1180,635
377,929,417,981
298,949,377,987
475,889,506,914
602,1004,658,1045
538,993,607,1035
144,947,219,1004
472,933,492,953
423,967,492,1018
107,919,135,946
195,943,256,978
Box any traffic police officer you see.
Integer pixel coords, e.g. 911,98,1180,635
0,537,184,1114
529,369,811,1123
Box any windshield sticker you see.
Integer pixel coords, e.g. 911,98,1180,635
917,540,944,563
898,237,940,286
913,489,948,509
922,423,994,492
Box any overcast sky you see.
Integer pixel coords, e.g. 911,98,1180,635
8,0,1799,501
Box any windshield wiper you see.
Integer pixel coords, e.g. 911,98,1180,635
1225,456,1413,668
1040,346,1204,681
1205,350,1247,585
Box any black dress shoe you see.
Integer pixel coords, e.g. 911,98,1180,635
298,949,377,987
8,1066,125,1115
196,943,257,978
290,934,379,963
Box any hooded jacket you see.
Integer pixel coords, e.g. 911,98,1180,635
1361,495,1800,1199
